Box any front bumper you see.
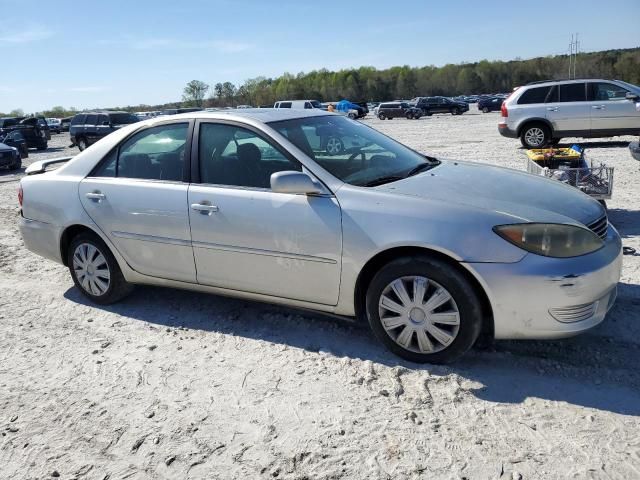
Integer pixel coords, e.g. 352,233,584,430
498,122,518,138
19,215,64,264
465,225,623,340
0,150,17,167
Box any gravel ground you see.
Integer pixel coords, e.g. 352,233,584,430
1,112,639,480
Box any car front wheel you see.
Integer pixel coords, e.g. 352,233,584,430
451,107,460,115
365,256,483,363
520,124,550,148
378,113,386,120
325,136,344,156
77,137,88,151
68,232,133,305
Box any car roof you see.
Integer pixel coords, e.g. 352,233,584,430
523,78,621,87
151,108,334,124
74,111,132,115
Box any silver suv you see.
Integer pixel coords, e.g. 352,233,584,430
498,79,640,148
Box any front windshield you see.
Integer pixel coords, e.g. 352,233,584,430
269,115,438,187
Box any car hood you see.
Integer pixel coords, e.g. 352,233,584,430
0,142,13,151
375,160,603,225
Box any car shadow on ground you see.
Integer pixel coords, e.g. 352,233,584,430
64,279,640,416
0,166,23,178
608,208,640,238
556,140,630,149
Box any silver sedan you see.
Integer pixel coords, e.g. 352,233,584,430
18,110,622,363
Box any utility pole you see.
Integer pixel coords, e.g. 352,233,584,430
568,33,580,79
574,33,579,79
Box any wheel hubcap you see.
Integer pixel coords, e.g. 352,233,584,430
525,128,545,146
72,242,110,296
378,276,460,354
326,138,342,154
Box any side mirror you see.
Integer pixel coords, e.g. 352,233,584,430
270,171,323,195
626,92,639,101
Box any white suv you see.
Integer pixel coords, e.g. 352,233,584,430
498,79,640,148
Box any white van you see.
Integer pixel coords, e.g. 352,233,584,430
273,100,323,109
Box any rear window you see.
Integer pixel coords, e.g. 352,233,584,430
277,102,292,108
109,113,138,124
518,86,551,104
559,83,586,102
71,114,86,125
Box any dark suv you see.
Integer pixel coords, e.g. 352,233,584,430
70,111,139,151
411,96,469,116
0,117,48,150
377,102,422,120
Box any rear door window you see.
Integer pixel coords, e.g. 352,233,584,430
518,86,551,104
559,83,586,102
93,123,188,181
85,114,98,126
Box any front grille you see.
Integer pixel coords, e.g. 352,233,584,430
550,301,598,323
587,214,608,240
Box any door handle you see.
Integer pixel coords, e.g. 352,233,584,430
191,203,219,214
546,107,558,111
592,105,606,110
85,192,105,201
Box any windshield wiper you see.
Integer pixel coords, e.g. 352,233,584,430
406,162,436,177
360,175,405,187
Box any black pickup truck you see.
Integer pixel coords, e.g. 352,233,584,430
0,117,48,150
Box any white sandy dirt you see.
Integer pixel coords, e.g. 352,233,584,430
0,111,639,479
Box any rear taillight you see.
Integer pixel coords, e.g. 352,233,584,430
18,184,23,207
501,102,508,117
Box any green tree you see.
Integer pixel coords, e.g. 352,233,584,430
182,80,209,107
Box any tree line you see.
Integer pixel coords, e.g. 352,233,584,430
2,47,638,117
182,47,640,107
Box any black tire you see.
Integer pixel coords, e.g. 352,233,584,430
77,137,88,151
378,113,386,120
36,142,47,151
451,107,460,115
10,159,21,170
405,113,414,120
67,232,133,305
520,123,551,149
365,256,483,364
425,110,432,116
482,107,490,113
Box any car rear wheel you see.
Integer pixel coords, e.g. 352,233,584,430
482,107,490,113
405,112,414,120
520,124,550,148
378,113,386,120
451,107,460,115
365,256,483,364
68,232,133,305
77,137,87,151
325,136,344,156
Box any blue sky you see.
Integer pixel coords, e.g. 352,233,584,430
1,0,638,112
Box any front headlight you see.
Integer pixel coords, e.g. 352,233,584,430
493,223,604,258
